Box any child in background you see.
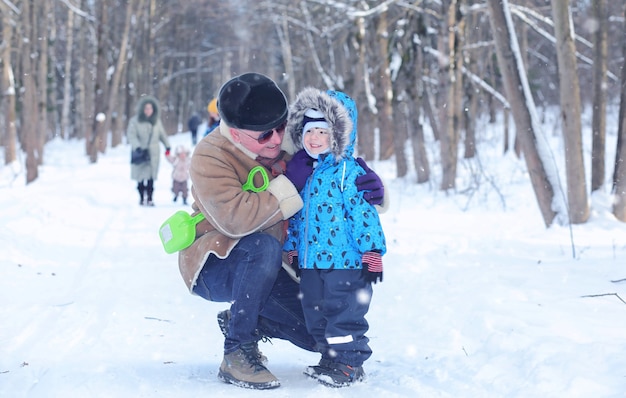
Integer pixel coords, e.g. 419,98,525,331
283,88,387,388
166,145,191,205
205,98,220,136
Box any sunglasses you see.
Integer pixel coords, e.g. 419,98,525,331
238,122,286,144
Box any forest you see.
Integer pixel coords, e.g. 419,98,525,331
1,0,625,224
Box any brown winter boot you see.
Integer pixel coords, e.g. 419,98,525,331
218,342,279,390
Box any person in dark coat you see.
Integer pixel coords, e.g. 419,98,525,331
187,113,202,145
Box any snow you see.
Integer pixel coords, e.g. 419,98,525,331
2,112,626,398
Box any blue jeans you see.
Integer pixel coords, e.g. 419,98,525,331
193,232,316,353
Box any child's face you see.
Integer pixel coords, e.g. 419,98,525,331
303,128,330,156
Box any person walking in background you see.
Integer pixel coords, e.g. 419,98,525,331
127,96,171,206
166,145,191,205
187,112,202,145
205,98,220,136
193,98,220,141
283,87,387,388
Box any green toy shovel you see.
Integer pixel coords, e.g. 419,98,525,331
159,211,205,254
158,166,271,254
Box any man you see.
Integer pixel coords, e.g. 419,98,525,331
177,72,385,390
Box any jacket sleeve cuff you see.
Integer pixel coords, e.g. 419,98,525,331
267,174,303,219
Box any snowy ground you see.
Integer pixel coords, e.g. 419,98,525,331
1,114,626,397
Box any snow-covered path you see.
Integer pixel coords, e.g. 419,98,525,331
2,132,626,397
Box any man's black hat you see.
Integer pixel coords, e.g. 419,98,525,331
217,72,288,131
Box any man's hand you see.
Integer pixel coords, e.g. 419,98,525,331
356,158,384,206
285,150,314,192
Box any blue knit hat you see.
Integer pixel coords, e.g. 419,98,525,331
302,109,329,134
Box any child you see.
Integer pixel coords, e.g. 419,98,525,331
166,145,191,205
282,88,387,387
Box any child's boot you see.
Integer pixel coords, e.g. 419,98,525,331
304,360,365,387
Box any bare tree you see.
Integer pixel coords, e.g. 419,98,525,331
36,1,50,163
551,0,589,223
612,4,626,222
440,0,465,190
375,13,397,163
1,6,18,165
591,0,608,192
107,0,134,148
60,6,75,141
87,0,108,162
486,0,561,227
20,0,41,183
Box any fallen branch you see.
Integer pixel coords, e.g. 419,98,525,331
610,278,626,284
581,293,626,305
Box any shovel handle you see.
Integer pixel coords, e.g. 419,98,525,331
242,166,270,192
191,211,205,225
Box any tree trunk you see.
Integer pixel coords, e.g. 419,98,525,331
108,0,134,148
612,4,626,222
376,13,396,163
88,0,109,162
2,12,17,165
36,0,50,164
20,0,40,183
413,44,430,184
277,16,296,102
591,0,608,192
463,79,478,159
0,10,17,164
61,8,75,140
486,0,559,227
423,88,440,142
354,16,375,161
440,0,465,190
551,0,589,223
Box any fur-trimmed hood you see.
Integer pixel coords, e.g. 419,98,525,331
285,87,357,163
135,95,161,125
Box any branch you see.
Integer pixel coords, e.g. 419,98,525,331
0,0,19,14
581,293,626,305
57,0,96,22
